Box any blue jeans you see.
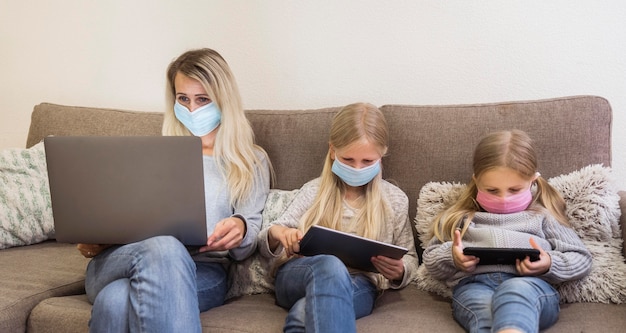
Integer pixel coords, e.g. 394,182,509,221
274,255,378,333
452,273,560,333
85,236,228,333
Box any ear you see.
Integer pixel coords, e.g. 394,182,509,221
329,143,336,160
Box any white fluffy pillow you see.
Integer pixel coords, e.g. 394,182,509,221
0,142,54,249
226,188,299,299
414,164,626,304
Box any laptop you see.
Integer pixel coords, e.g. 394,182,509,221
297,225,408,272
44,136,208,246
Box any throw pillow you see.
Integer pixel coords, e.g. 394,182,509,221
413,164,626,304
226,188,299,299
0,142,54,249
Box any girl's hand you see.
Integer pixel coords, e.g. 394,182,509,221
77,243,111,258
268,225,303,257
516,237,551,276
200,216,246,252
371,255,404,281
452,229,479,272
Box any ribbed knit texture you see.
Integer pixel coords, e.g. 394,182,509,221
423,208,592,287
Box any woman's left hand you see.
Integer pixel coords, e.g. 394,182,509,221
371,255,404,281
200,217,246,252
516,237,551,276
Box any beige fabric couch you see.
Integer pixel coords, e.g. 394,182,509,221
1,95,624,332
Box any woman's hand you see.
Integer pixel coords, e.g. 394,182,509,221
76,243,111,258
268,225,303,256
452,229,479,273
516,237,551,276
371,255,405,281
200,216,246,252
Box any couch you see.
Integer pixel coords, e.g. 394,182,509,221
1,95,624,332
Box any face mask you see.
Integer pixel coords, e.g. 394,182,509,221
174,101,221,137
476,188,532,214
331,159,381,187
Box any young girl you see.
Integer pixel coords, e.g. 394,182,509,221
422,129,592,333
257,102,419,333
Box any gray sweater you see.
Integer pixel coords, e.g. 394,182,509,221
423,207,592,287
257,178,419,290
193,151,270,262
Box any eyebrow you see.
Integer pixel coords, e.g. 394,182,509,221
175,93,210,97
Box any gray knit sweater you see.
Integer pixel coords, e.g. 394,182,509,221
423,208,592,287
257,177,419,290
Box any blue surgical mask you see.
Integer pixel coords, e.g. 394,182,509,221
174,101,222,136
331,159,381,187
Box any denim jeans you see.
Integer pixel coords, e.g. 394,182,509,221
274,255,378,333
85,235,227,333
452,272,560,333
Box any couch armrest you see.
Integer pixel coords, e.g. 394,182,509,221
617,191,626,258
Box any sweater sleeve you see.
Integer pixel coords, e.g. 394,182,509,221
422,236,459,281
228,152,271,261
540,215,592,284
386,184,420,289
257,179,319,259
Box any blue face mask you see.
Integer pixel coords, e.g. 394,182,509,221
174,101,222,136
331,159,381,187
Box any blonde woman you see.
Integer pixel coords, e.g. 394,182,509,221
423,130,591,333
258,102,418,333
78,48,271,332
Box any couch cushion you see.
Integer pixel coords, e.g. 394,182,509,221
245,107,341,191
27,103,164,148
27,284,626,333
27,295,91,333
0,241,88,332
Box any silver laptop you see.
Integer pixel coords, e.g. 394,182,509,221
44,136,208,246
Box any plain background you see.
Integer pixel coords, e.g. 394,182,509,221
1,1,625,190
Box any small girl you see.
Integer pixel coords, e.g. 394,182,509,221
258,102,419,333
423,129,592,333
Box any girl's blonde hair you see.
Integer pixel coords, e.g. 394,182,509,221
162,48,270,205
430,129,569,242
300,102,391,240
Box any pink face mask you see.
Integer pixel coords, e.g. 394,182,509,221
476,189,532,214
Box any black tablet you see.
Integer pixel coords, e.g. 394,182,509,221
463,247,540,265
297,225,408,272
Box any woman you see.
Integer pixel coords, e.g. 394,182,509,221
77,48,271,332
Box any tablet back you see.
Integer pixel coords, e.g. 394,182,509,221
298,225,408,272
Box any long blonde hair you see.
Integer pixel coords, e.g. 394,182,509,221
162,48,270,205
300,102,391,240
430,129,569,242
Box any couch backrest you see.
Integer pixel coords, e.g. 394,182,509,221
28,95,612,232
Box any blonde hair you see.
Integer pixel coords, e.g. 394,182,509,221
300,102,391,240
430,129,569,242
162,48,271,205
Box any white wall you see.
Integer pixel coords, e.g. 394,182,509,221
1,1,625,190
